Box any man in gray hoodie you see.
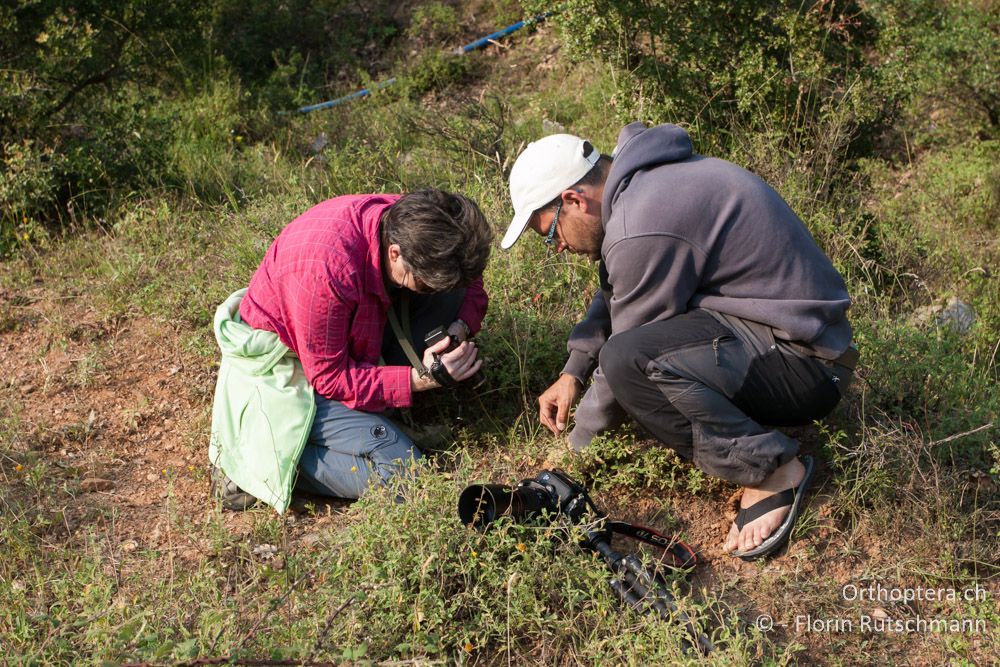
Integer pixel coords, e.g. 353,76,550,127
502,122,856,560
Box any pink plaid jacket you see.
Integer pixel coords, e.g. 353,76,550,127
239,194,488,411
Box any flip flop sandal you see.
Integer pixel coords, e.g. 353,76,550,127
732,455,815,561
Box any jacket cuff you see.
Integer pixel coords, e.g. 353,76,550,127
381,366,413,408
561,350,597,385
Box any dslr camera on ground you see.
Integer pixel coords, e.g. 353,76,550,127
458,469,713,654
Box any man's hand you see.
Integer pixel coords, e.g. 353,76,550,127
538,373,582,435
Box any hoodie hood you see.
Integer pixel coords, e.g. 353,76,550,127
602,122,693,223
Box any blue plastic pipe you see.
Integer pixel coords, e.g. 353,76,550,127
293,77,398,114
454,19,528,54
292,13,549,114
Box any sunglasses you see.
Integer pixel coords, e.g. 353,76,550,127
545,201,563,246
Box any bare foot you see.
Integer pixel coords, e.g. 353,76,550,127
722,457,805,553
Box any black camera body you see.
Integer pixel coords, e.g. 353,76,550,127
423,325,485,388
423,325,459,353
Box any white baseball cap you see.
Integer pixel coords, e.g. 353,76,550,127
502,133,601,249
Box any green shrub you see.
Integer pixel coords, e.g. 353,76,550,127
398,50,480,98
210,0,400,107
871,0,1000,146
0,1,206,244
523,0,889,157
578,431,716,497
854,319,998,464
408,1,462,45
858,140,999,312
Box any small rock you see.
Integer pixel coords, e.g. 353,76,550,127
300,533,322,548
542,119,566,134
936,297,975,335
80,477,114,492
252,543,279,560
309,133,329,154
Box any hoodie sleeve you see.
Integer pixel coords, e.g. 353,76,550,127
566,236,704,450
561,287,611,383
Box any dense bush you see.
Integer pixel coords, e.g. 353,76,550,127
0,1,208,251
871,0,999,147
210,0,402,108
523,0,888,157
0,0,409,256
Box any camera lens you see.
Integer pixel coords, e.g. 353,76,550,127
458,484,508,528
458,483,551,529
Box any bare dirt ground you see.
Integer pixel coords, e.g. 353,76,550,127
2,285,994,664
1,286,348,567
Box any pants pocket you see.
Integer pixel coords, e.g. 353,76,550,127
732,345,841,427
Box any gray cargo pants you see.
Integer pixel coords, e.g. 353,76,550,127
599,309,851,487
295,288,464,499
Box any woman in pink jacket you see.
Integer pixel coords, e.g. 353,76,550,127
213,189,492,508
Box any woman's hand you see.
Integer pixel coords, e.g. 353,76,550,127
410,334,482,392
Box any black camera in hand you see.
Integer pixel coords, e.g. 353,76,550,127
423,325,485,388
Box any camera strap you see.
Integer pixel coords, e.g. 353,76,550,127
385,292,429,377
605,520,697,571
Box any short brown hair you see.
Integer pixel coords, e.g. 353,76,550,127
382,189,493,292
